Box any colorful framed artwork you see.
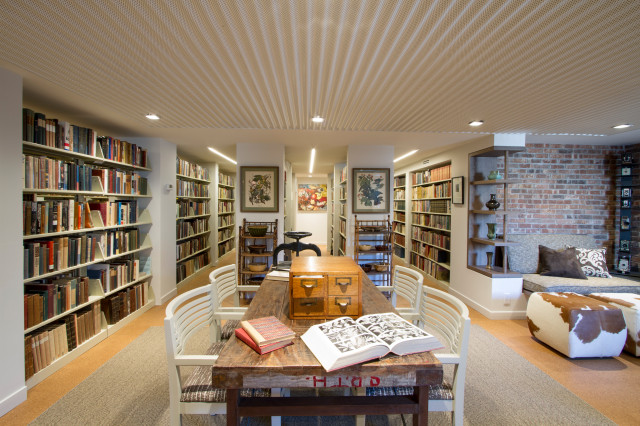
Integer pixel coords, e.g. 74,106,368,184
352,168,390,213
452,176,464,204
240,166,279,212
297,183,328,211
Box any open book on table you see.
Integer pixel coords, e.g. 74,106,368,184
301,312,443,372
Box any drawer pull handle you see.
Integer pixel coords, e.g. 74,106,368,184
335,297,351,307
300,279,318,288
336,278,352,286
301,302,316,307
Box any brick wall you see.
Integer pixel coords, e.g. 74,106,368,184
502,143,625,262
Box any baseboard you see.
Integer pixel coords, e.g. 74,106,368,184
0,385,27,418
448,288,527,320
160,287,177,305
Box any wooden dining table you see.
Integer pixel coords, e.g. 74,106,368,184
211,275,443,426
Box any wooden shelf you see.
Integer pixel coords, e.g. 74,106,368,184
471,179,522,185
467,264,522,278
470,237,520,246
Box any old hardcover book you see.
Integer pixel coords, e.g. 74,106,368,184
240,316,295,347
234,328,293,355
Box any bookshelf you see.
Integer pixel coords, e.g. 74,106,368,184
393,174,407,259
21,112,154,388
176,158,211,285
409,162,452,287
338,165,348,256
217,171,235,259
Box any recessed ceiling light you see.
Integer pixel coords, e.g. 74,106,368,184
394,149,418,163
208,147,237,165
309,148,316,174
468,120,484,127
145,113,160,120
613,124,633,129
311,116,325,123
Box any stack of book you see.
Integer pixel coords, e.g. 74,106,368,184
235,316,295,355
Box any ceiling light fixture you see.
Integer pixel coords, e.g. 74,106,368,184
394,149,418,163
309,148,316,174
208,147,237,165
468,120,484,127
613,124,633,129
311,116,325,123
145,113,160,120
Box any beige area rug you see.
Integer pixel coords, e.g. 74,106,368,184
30,325,615,426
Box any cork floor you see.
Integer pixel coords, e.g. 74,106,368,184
2,248,639,425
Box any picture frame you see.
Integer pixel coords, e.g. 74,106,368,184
297,183,328,211
240,166,279,212
623,187,632,198
623,153,633,164
452,176,464,204
621,240,630,252
352,168,390,213
622,198,631,208
622,166,631,176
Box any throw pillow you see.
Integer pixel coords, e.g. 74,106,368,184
572,247,612,278
537,245,587,279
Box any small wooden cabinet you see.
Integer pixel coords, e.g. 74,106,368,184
289,257,362,319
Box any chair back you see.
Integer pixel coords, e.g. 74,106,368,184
392,266,423,310
209,264,238,307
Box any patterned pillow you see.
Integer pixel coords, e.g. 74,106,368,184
573,247,612,278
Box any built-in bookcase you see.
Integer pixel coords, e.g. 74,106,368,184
338,165,348,256
409,162,452,287
176,158,211,285
21,109,153,388
393,174,407,259
217,171,235,259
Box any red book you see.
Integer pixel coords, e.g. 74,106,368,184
234,328,293,355
240,316,295,347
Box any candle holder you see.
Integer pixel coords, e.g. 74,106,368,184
486,252,494,269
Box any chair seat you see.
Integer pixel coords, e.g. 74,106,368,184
365,381,454,401
221,320,240,340
180,342,270,403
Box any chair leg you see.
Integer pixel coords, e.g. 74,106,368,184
354,387,366,426
270,388,282,426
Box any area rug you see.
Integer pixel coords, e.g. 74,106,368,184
30,325,614,425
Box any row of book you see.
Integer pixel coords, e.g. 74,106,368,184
24,235,98,278
394,233,406,246
23,199,92,236
102,229,140,258
394,211,406,222
394,175,406,188
97,136,148,168
411,226,451,250
412,164,451,185
177,218,209,240
411,181,452,199
218,186,234,199
101,282,148,325
218,239,234,256
177,200,210,218
217,200,233,214
176,235,208,261
89,200,139,227
235,316,295,355
24,302,101,379
24,277,91,329
411,241,450,264
394,188,406,199
23,109,97,157
394,199,406,211
410,253,451,281
176,251,210,282
218,214,234,228
87,259,140,293
24,155,94,191
176,158,209,181
412,212,451,230
91,168,148,196
393,222,406,234
218,172,234,187
218,228,233,242
176,180,209,198
411,199,452,214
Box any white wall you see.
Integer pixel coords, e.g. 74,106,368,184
0,68,28,416
294,175,328,244
129,137,178,304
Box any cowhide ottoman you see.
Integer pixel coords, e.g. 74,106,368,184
588,293,640,357
526,292,627,358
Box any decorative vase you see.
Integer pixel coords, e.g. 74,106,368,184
486,252,494,269
485,194,500,211
486,223,496,240
488,170,503,180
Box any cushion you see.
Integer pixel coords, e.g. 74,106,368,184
538,245,587,279
573,247,612,278
365,381,453,400
221,320,240,340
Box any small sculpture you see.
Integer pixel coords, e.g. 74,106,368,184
488,170,503,180
485,194,500,211
486,223,496,240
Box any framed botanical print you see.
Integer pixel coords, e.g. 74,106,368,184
352,168,390,213
452,176,464,204
240,166,279,212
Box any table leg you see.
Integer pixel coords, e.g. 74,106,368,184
413,385,428,426
227,388,240,426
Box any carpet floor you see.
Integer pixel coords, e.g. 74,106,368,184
30,325,614,425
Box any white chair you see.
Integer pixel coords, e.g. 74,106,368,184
164,283,281,426
389,265,423,323
209,264,260,341
357,286,470,426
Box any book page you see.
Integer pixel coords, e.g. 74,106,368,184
356,312,443,355
301,316,390,371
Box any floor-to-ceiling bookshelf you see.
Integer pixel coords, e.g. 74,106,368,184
393,174,407,259
176,158,211,285
409,162,452,287
217,171,235,259
21,111,153,388
338,165,348,256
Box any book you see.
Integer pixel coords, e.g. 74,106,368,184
234,328,293,354
240,316,296,347
301,312,443,372
264,269,290,282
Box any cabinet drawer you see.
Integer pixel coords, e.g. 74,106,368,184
328,275,359,296
291,298,325,317
291,276,326,298
327,296,359,317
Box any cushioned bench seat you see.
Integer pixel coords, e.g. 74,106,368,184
523,273,640,295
